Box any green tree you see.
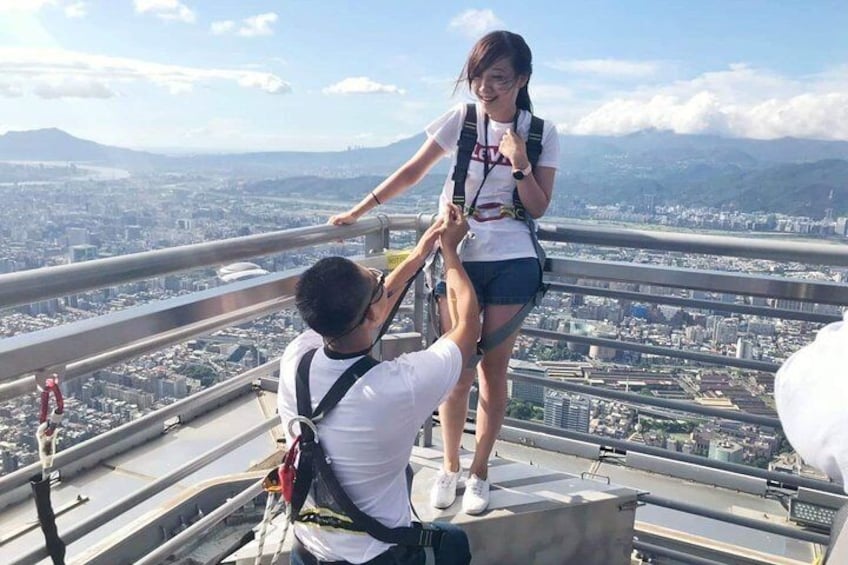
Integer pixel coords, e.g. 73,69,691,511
180,364,218,387
507,400,533,421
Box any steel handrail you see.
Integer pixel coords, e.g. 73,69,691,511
547,257,848,304
539,222,848,266
3,215,848,309
508,371,782,428
14,416,279,564
500,416,844,495
0,214,410,310
547,282,842,325
521,328,782,372
0,360,278,512
641,494,830,545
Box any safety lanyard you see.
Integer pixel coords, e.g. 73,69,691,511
467,111,519,215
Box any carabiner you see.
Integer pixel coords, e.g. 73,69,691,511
287,416,319,443
38,376,64,437
35,373,64,475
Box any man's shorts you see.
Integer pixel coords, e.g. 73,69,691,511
434,257,541,306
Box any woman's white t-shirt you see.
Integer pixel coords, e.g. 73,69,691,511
425,102,560,262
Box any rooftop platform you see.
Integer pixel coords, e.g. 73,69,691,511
228,445,641,565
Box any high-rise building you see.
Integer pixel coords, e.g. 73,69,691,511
544,392,590,433
509,361,546,404
125,225,143,240
736,338,753,360
70,244,98,263
708,439,744,464
713,318,738,345
835,217,848,236
67,227,89,246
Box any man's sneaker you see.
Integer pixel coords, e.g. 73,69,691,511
462,474,490,515
430,468,460,509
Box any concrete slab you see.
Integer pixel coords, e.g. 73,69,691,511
227,446,641,565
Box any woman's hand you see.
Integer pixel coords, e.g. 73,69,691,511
440,203,469,250
499,128,530,170
412,217,447,261
328,209,359,226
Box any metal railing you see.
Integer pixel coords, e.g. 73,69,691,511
1,215,846,563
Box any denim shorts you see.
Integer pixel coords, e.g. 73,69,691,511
435,257,541,306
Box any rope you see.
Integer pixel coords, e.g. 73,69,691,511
268,504,292,565
254,492,279,565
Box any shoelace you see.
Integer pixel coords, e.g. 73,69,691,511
468,479,486,495
437,472,456,487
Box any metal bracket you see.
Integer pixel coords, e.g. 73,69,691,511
618,500,645,512
365,213,391,256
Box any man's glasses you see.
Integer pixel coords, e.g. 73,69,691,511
327,268,388,345
365,267,386,305
351,267,385,328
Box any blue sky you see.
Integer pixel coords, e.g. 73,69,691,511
0,0,846,152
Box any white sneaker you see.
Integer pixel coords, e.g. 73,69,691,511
462,474,490,515
430,468,460,509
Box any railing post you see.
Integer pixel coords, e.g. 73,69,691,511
415,214,436,448
368,214,391,361
365,213,391,257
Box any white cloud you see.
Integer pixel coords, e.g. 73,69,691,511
63,1,86,18
0,0,55,12
210,20,234,35
0,47,292,99
0,83,23,97
548,58,660,79
211,12,278,37
322,77,405,95
447,9,503,39
564,64,848,140
33,78,114,99
133,0,195,24
238,12,277,37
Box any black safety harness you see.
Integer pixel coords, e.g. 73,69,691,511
429,103,549,358
284,348,443,558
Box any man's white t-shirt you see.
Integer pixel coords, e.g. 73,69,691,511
277,330,463,563
426,102,560,263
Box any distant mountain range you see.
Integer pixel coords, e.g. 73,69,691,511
3,127,848,217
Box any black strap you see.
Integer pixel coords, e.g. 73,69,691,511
451,103,477,210
451,104,545,221
311,450,441,547
30,474,66,565
291,349,442,548
512,114,544,221
291,349,378,516
374,267,422,348
295,349,379,437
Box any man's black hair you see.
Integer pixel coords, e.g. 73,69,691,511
295,257,372,338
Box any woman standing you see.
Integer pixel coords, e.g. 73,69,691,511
330,30,560,514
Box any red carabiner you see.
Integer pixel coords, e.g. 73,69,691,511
38,377,64,437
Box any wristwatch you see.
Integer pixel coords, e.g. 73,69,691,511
512,163,532,180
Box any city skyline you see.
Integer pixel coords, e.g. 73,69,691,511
0,1,846,151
